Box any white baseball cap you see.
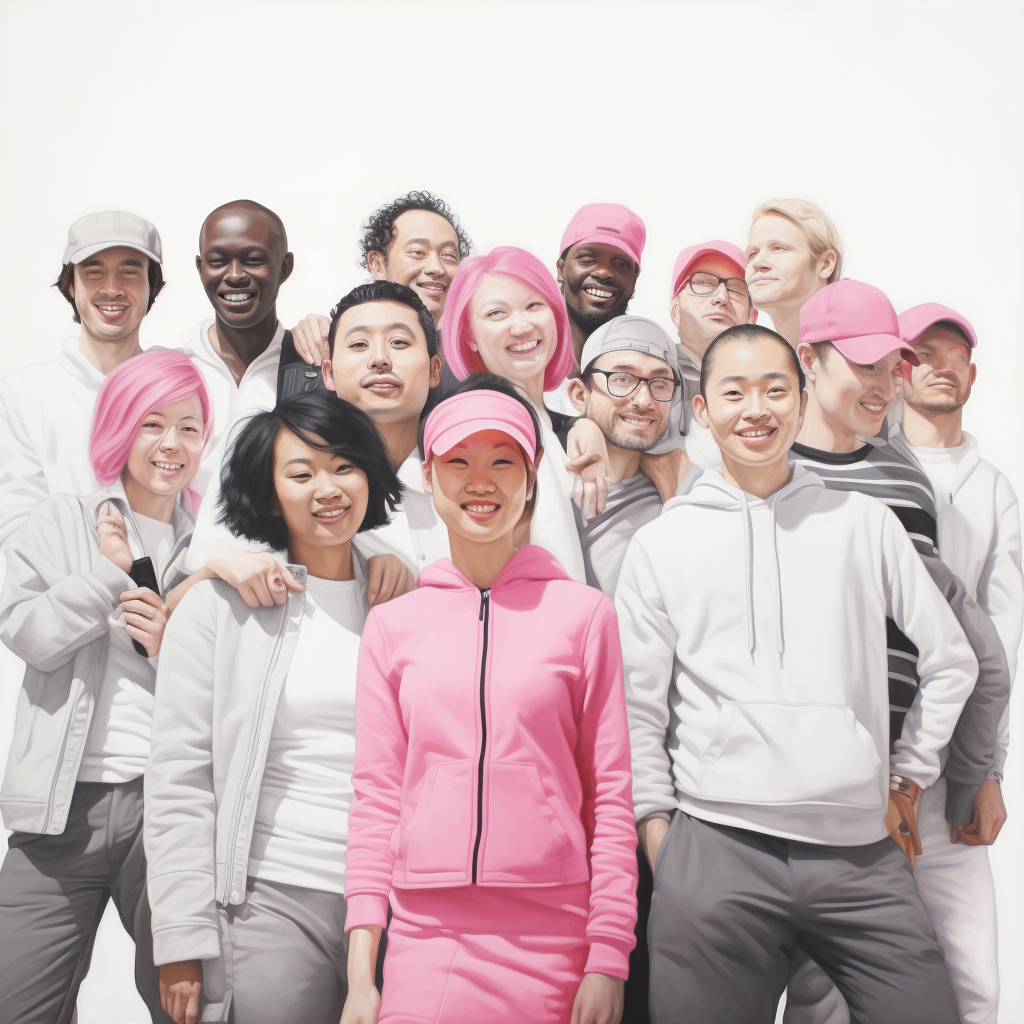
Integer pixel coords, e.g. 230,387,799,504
63,210,162,265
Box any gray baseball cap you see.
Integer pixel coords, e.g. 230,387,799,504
579,315,680,377
63,210,163,265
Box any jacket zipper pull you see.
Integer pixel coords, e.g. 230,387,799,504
479,589,490,620
949,492,953,504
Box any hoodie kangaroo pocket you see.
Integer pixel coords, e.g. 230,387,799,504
699,701,883,809
402,759,475,876
481,762,576,879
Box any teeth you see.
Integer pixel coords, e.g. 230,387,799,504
312,508,347,518
99,305,126,312
465,504,498,513
622,418,653,426
223,293,254,302
153,461,183,470
584,287,614,298
741,429,772,437
508,340,539,352
862,403,884,412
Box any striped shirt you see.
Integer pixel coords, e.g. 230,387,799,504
790,438,939,746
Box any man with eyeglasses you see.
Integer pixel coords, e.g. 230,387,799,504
668,241,756,470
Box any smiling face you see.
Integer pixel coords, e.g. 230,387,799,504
70,246,151,345
468,274,558,393
800,343,904,438
671,256,754,359
903,325,975,414
558,242,638,336
123,395,205,499
323,299,441,427
197,203,292,330
745,214,833,313
694,335,805,473
272,427,368,552
424,429,535,547
368,209,461,323
572,350,673,452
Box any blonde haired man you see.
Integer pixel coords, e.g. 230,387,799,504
745,199,843,347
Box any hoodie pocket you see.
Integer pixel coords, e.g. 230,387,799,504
402,759,475,876
698,701,883,809
482,762,576,878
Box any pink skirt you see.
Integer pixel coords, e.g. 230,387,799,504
378,882,591,1024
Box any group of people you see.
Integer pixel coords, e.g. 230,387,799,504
0,191,1018,1024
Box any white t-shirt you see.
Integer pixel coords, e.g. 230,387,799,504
248,575,366,894
78,512,175,784
906,441,966,506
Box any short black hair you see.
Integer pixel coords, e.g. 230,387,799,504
418,372,542,520
360,191,471,268
54,257,165,324
327,281,438,359
218,391,401,551
700,324,805,398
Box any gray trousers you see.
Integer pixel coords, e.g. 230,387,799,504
648,813,961,1024
222,876,349,1024
0,778,170,1024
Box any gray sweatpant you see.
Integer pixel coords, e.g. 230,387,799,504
648,812,961,1024
223,876,349,1024
0,778,169,1024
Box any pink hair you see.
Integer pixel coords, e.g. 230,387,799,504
90,351,213,511
441,246,575,391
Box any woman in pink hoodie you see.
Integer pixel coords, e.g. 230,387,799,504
341,374,638,1024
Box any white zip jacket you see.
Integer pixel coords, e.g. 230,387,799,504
0,483,193,834
616,465,978,846
0,339,107,550
144,561,369,977
890,424,1023,774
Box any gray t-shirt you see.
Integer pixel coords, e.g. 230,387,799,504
574,471,663,597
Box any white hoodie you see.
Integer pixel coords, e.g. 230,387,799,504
616,465,978,846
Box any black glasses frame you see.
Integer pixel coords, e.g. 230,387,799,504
586,368,679,403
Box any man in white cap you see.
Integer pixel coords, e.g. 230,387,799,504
0,211,164,548
886,303,1022,1024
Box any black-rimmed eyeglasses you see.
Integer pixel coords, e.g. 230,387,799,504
687,272,749,301
586,369,679,402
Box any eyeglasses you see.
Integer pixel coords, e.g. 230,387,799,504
687,272,750,301
587,369,678,402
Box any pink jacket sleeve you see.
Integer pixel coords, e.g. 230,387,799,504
576,595,639,978
344,610,407,930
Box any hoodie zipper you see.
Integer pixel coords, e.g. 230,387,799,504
471,589,491,884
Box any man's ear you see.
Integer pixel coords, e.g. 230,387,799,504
693,393,710,429
556,256,565,288
797,388,809,430
421,460,433,495
279,251,295,285
195,255,202,275
796,342,817,377
367,250,388,280
428,354,443,389
669,297,681,329
566,377,589,415
817,249,837,282
969,362,978,386
321,358,336,392
748,305,758,324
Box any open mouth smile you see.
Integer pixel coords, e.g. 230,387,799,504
97,304,129,321
311,506,349,522
736,426,777,446
219,291,256,305
462,502,500,521
507,339,541,354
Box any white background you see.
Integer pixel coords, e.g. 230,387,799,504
1,0,1022,1020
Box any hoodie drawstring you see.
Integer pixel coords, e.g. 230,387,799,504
769,503,785,668
740,490,785,669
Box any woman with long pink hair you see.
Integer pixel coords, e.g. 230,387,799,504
441,246,588,582
0,349,211,1024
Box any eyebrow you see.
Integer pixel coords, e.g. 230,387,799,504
282,457,313,467
451,440,516,450
718,371,792,384
81,257,144,268
343,321,416,339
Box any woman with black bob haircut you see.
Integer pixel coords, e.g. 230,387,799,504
143,391,401,1024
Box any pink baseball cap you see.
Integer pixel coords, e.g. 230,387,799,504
669,241,748,300
799,280,919,366
898,303,977,348
560,204,645,269
422,390,537,464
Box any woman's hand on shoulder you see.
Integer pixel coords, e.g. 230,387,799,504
205,550,305,608
96,501,134,574
366,554,416,607
565,419,610,521
571,972,625,1024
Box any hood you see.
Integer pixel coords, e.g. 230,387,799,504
85,479,195,548
417,544,573,594
666,466,825,667
55,337,107,391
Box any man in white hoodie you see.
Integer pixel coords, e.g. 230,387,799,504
0,211,164,549
888,303,1022,1023
617,323,976,1024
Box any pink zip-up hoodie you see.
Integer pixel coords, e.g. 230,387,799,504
344,545,638,977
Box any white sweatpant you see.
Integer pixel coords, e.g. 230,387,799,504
914,778,1000,1024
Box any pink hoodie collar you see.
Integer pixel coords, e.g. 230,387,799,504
418,544,572,593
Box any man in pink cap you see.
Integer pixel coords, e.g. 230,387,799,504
556,203,645,368
884,303,1021,1024
0,210,165,550
787,281,1012,1024
667,240,757,470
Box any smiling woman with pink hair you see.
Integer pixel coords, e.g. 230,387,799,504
441,246,587,581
